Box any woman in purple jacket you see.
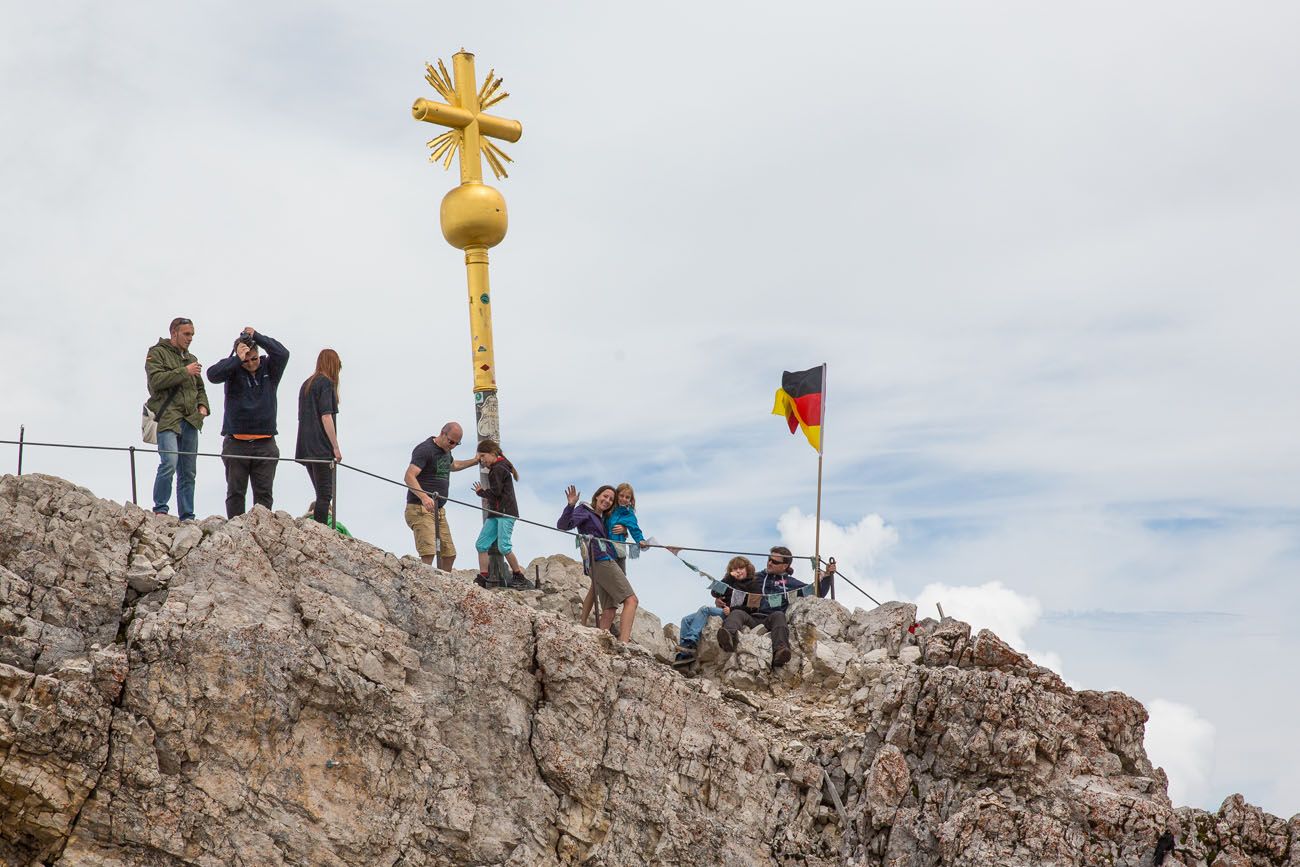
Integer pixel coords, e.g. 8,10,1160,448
558,484,639,642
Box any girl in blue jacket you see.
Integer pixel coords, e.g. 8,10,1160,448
607,482,650,571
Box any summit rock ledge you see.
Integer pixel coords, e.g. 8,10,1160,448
1,473,1295,866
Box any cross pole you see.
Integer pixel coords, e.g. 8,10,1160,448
411,50,523,555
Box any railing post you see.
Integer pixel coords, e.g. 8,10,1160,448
17,425,24,475
128,446,138,505
330,461,338,532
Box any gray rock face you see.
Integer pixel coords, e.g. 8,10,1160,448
0,473,1295,866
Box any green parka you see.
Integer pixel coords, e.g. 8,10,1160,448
145,338,210,435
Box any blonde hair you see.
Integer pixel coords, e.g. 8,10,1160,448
614,482,636,510
302,348,341,403
312,348,341,385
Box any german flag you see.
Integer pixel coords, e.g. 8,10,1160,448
772,366,824,452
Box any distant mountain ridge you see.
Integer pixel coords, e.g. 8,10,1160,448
1,472,1295,866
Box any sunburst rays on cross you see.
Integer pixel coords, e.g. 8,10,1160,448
423,59,515,179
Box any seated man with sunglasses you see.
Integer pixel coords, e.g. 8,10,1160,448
716,546,807,669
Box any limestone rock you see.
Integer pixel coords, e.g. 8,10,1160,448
1,473,1295,867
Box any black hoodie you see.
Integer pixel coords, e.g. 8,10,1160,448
206,332,289,436
476,457,519,517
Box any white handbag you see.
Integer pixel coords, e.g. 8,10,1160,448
141,387,181,444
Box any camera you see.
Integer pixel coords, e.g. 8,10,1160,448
236,333,257,349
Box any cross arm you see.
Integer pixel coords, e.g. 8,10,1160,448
411,98,522,143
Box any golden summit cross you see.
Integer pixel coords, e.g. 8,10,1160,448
410,50,522,545
413,51,522,183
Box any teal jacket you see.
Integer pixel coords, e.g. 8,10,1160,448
145,338,210,434
606,505,644,543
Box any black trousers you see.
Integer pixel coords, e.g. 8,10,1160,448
304,461,334,524
222,436,279,518
721,608,790,658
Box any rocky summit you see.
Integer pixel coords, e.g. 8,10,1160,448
1,474,1296,866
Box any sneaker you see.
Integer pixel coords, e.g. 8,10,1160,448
717,629,737,653
772,644,792,668
508,572,533,590
672,648,697,667
473,573,489,588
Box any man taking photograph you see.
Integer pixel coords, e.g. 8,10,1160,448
207,326,290,517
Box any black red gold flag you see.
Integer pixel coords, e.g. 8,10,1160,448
771,366,824,452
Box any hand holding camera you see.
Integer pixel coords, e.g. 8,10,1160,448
235,330,258,361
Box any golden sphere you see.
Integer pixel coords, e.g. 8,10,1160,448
440,183,508,249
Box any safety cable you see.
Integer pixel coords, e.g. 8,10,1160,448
2,437,885,609
0,438,333,463
337,461,827,566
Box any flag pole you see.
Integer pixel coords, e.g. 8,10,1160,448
814,363,829,598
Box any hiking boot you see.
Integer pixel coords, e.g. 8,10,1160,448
676,639,698,652
717,629,737,653
772,644,792,668
473,572,489,588
672,648,697,667
608,622,621,638
508,572,533,590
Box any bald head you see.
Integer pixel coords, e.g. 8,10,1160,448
434,422,463,450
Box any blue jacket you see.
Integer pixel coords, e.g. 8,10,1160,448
557,502,616,571
206,332,289,436
605,505,644,543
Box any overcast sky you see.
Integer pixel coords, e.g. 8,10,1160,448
2,1,1297,818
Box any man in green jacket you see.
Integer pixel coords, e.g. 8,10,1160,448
146,317,210,521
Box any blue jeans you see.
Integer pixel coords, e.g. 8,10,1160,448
679,605,726,645
154,420,199,520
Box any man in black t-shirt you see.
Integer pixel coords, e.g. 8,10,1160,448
403,422,479,569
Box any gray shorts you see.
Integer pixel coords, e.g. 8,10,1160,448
591,558,634,610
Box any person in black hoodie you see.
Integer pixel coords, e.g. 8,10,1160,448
472,439,529,589
206,327,289,517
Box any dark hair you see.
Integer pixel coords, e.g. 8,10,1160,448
169,317,193,332
590,485,617,518
475,439,520,480
769,546,793,566
232,337,260,357
726,556,756,579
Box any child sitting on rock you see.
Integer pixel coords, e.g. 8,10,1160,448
472,440,529,590
674,556,753,666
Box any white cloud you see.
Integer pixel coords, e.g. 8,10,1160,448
914,580,1063,675
1145,698,1217,808
776,507,900,605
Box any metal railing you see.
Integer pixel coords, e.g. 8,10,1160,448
4,428,885,605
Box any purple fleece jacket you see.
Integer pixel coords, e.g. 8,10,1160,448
557,503,616,564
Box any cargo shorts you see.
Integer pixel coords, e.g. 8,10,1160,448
590,558,634,611
404,502,455,559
